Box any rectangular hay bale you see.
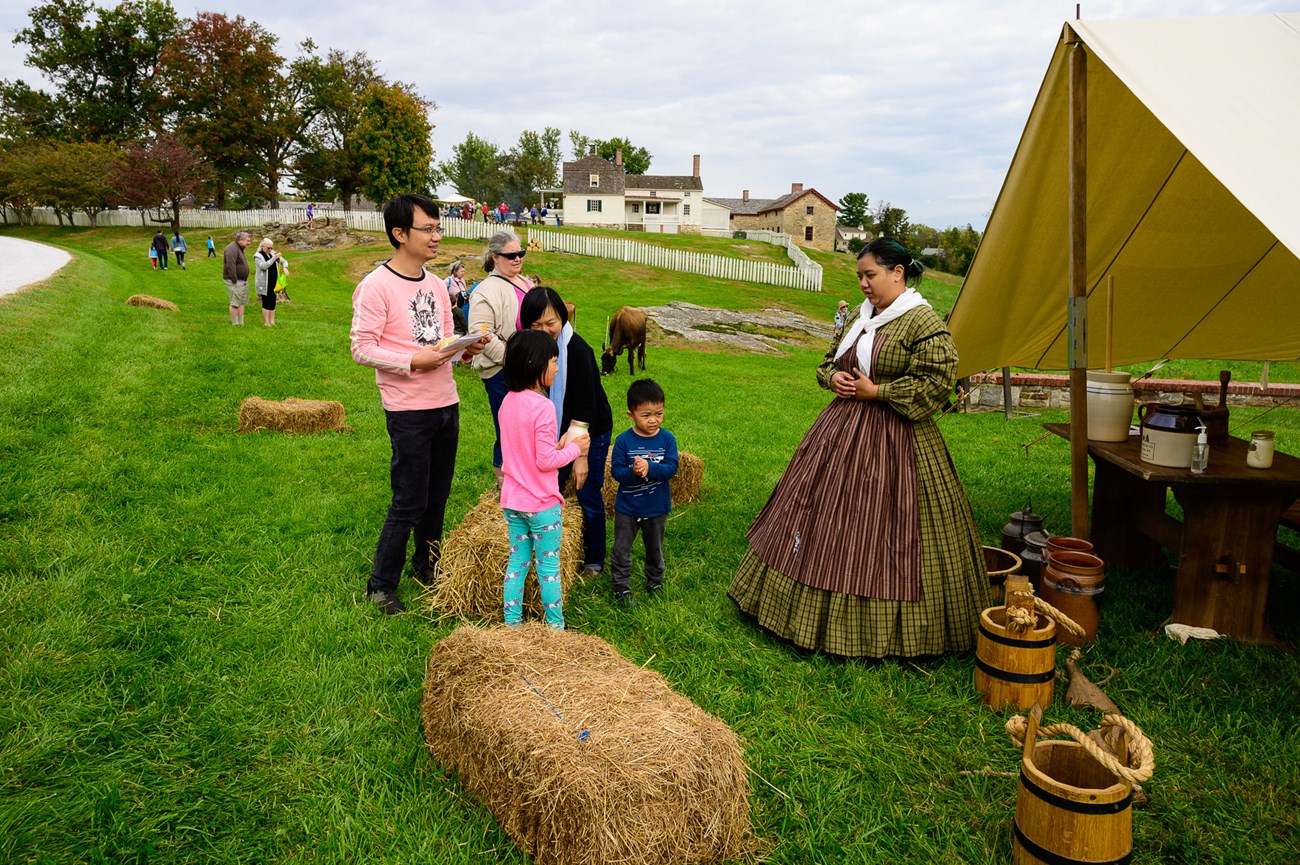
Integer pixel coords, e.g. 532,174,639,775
429,489,583,622
237,396,349,433
422,624,752,865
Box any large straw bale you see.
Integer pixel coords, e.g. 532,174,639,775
429,489,582,622
237,396,349,434
125,294,179,311
566,449,705,515
422,624,753,865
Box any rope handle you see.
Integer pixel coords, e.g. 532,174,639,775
1006,712,1155,783
1005,589,1086,637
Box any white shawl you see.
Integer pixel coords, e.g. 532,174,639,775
833,289,931,376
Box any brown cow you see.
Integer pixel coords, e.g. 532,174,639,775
601,306,647,376
564,300,576,326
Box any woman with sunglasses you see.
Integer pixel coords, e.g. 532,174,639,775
468,230,535,491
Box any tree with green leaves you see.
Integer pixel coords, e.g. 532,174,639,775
4,0,179,141
293,47,384,209
837,192,870,228
568,130,592,159
111,133,209,233
0,142,44,224
503,127,563,207
354,81,436,206
159,11,283,208
595,137,651,175
872,201,909,241
34,141,124,226
939,223,983,276
440,132,504,205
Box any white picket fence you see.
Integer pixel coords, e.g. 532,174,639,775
20,207,509,242
531,229,823,292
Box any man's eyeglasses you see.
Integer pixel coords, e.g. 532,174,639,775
407,225,442,235
496,250,526,261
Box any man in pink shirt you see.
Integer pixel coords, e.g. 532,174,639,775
350,193,489,615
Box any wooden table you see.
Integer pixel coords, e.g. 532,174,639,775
1044,423,1300,641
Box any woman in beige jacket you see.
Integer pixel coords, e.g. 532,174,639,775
468,230,534,488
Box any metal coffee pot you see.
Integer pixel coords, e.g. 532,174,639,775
1001,500,1046,557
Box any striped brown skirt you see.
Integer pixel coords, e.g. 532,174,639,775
730,399,988,658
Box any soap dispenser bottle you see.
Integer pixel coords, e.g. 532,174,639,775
1191,424,1210,474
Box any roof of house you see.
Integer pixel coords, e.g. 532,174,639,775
705,196,776,215
755,188,840,215
626,175,703,192
562,154,626,195
835,225,868,239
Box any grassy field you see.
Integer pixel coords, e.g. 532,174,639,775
2,223,1299,864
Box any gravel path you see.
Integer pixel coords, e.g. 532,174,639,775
0,236,72,296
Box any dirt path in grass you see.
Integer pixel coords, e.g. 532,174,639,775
0,236,71,296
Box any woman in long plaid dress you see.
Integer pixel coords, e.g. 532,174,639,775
729,239,989,658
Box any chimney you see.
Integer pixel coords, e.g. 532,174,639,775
615,149,623,166
693,154,700,178
791,182,804,194
742,190,749,202
588,143,597,156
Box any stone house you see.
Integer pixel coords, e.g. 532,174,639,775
705,184,840,251
561,148,707,233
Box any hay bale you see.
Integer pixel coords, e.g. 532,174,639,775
237,396,349,434
430,489,583,622
566,449,705,515
125,294,179,311
422,624,753,865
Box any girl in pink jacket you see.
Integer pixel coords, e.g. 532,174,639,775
498,330,589,628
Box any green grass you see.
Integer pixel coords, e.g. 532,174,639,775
2,224,1299,864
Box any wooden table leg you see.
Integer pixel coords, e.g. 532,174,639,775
1170,488,1290,641
1091,460,1166,567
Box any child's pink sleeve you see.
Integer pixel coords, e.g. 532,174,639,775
532,403,580,471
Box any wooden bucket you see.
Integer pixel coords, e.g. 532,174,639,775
975,605,1057,710
1013,709,1133,865
984,545,1023,604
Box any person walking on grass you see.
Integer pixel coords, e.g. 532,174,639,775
207,235,216,258
609,379,678,608
349,193,491,616
222,231,251,325
498,329,588,629
152,229,170,270
172,231,188,270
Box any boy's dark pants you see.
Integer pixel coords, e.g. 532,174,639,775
610,511,666,594
367,405,459,595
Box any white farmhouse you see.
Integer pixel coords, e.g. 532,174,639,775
562,148,709,234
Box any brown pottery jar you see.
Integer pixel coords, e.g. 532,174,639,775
1040,550,1106,646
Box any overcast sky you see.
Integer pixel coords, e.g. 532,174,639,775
1,1,1290,228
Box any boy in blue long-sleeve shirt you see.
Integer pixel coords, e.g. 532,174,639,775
609,379,678,607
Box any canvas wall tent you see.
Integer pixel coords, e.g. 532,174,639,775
948,14,1300,380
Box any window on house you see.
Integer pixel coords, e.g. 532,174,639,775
646,202,661,215
587,200,602,212
649,190,657,197
684,191,691,197
631,202,640,213
806,206,814,215
805,226,814,241
683,204,691,216
589,174,600,188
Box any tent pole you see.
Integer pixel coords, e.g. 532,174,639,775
1068,28,1090,539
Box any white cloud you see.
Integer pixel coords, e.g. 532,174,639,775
1,0,1292,227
